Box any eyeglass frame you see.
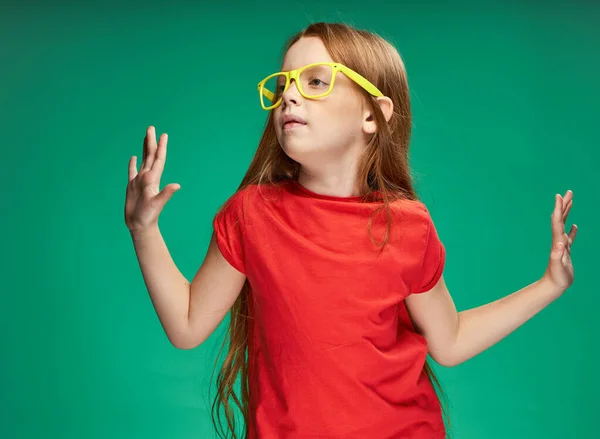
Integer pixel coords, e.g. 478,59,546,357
257,62,384,110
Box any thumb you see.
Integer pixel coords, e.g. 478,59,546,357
551,242,565,261
155,183,181,207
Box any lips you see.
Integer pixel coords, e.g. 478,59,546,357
282,114,307,128
283,121,306,128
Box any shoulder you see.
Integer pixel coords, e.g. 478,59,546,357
217,182,283,215
388,198,436,229
386,198,444,256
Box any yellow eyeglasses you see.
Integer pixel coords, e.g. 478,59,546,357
257,62,383,110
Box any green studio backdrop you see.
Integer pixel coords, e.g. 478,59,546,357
1,1,598,438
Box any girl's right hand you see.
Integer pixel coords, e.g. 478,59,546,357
125,126,181,234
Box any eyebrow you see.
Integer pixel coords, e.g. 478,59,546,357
280,62,332,71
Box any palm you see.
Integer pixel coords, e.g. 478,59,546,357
544,190,577,292
124,126,180,233
127,172,160,219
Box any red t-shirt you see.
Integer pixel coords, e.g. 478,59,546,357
213,179,446,439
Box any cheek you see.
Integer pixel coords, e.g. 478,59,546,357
273,114,283,140
318,100,363,134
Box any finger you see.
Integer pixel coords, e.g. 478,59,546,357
551,194,564,239
143,126,157,171
562,189,573,222
140,126,154,171
562,199,573,223
128,156,138,181
140,132,147,170
151,133,168,176
154,183,181,208
567,224,578,245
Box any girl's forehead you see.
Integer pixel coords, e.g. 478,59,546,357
281,37,333,71
280,60,330,72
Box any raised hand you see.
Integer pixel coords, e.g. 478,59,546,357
124,126,180,233
543,190,578,294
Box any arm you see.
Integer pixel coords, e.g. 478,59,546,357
126,126,247,350
131,227,246,350
406,275,563,367
406,191,578,367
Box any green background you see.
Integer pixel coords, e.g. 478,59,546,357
2,0,598,438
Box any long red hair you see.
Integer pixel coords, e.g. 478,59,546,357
210,21,451,439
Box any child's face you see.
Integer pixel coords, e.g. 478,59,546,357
273,37,370,169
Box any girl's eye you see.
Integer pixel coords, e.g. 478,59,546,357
309,78,327,86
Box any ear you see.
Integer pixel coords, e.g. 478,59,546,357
362,96,394,135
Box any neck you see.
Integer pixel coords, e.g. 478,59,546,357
297,158,361,198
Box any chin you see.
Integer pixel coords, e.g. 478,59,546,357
280,141,317,163
280,141,325,166
280,142,303,161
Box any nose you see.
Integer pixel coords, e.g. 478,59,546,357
281,78,302,107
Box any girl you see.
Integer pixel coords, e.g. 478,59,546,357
124,22,577,439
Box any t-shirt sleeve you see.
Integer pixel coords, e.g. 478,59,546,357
212,191,246,275
411,207,446,294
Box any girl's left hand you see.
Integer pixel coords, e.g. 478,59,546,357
542,190,578,295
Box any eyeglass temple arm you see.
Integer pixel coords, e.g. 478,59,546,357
261,87,275,102
340,67,383,97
